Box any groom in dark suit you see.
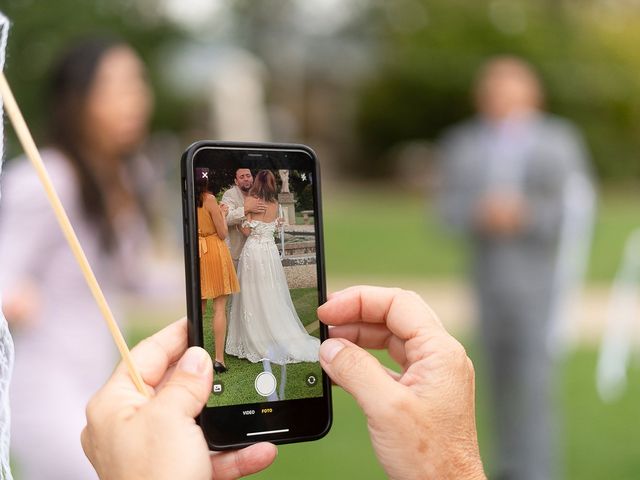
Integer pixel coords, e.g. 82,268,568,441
439,57,594,480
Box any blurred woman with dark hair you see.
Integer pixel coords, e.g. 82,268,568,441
226,170,319,365
0,37,154,479
196,172,239,373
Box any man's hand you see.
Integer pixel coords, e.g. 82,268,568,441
81,319,277,480
220,203,230,217
244,197,267,215
318,286,485,480
475,192,528,236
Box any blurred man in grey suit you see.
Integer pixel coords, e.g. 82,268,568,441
439,57,594,480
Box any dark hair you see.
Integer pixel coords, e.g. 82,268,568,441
196,175,211,208
48,37,129,252
249,170,277,202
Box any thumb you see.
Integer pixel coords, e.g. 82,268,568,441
154,347,213,418
320,338,399,416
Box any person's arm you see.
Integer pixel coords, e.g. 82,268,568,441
318,286,486,480
243,196,266,218
438,124,529,239
0,156,72,328
222,190,267,227
239,206,252,237
204,194,228,240
219,203,229,218
221,189,245,227
523,122,594,243
81,318,277,480
437,128,481,236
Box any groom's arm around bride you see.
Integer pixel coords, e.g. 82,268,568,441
222,187,266,228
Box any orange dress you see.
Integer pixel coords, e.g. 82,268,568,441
198,204,240,299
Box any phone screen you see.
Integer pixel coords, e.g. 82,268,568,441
185,144,329,443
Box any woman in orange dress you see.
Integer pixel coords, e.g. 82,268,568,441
197,176,240,373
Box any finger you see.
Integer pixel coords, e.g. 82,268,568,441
210,443,278,480
152,347,213,418
154,363,178,391
328,323,392,348
320,338,402,416
384,366,403,381
80,427,93,465
328,324,407,366
318,286,443,342
111,318,189,389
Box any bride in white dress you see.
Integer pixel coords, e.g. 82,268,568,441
226,170,320,365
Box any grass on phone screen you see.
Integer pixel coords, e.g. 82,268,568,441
202,287,323,407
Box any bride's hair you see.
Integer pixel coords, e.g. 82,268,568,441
249,170,277,202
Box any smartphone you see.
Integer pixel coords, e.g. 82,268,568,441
181,141,332,450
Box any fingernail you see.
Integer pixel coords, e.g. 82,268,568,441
178,348,210,375
320,339,346,363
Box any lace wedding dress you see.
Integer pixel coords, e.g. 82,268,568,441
0,315,12,480
0,11,15,480
226,220,319,365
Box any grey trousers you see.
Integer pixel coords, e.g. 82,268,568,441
477,283,560,480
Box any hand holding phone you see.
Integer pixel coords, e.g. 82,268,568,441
81,319,277,480
181,142,331,449
318,286,485,480
83,287,485,479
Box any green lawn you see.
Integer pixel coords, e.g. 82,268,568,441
587,187,640,281
202,287,322,407
323,188,467,280
323,185,640,282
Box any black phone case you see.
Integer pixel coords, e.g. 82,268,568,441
180,140,332,450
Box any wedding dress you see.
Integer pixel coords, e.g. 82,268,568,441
0,12,14,480
226,219,319,364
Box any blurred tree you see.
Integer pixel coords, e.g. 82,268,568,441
354,0,640,180
1,0,186,160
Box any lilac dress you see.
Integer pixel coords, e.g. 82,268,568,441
0,149,148,479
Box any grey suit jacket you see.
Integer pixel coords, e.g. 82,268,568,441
438,114,593,302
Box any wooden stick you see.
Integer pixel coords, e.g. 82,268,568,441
0,71,149,397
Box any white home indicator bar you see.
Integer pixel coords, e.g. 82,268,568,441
246,428,290,437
